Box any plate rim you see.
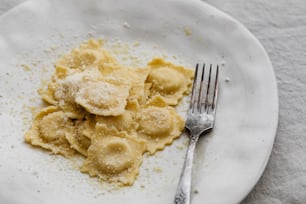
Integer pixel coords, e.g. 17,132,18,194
190,0,279,201
0,0,279,203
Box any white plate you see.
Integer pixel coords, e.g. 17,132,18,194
0,0,278,203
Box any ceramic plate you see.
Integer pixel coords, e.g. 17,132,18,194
0,0,278,203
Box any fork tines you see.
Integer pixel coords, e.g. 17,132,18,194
190,64,219,114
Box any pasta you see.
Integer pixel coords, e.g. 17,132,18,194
75,80,130,116
136,96,185,154
25,106,75,157
25,39,193,185
146,58,194,105
66,115,95,156
81,124,145,185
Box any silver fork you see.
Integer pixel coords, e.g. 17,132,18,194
174,64,219,204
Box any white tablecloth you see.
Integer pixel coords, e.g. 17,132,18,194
1,0,305,203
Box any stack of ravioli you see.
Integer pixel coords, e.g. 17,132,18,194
25,39,194,185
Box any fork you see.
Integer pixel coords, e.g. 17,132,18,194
174,64,219,204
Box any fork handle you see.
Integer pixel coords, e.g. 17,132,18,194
174,134,200,204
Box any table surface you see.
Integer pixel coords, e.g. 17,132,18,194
1,0,306,203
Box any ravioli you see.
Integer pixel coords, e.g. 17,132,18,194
66,115,96,156
25,39,193,186
136,96,185,154
38,40,120,117
56,39,118,71
81,124,145,185
75,80,130,116
39,69,104,118
146,58,194,105
25,106,75,157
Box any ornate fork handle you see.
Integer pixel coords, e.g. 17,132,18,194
174,134,200,204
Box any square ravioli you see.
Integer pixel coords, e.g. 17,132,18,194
25,106,76,157
81,124,146,186
136,96,185,154
146,58,194,105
